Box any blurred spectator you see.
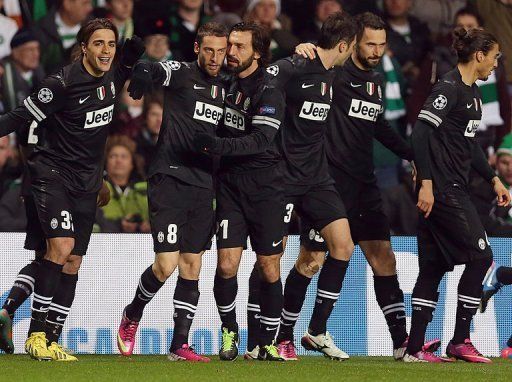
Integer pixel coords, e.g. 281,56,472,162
298,0,342,43
110,80,144,138
209,0,242,27
105,0,133,43
135,92,163,176
0,135,17,197
471,133,512,236
244,0,299,60
144,34,172,62
408,7,511,155
409,0,466,40
0,28,45,113
383,0,432,85
0,176,24,231
0,0,19,60
134,0,210,62
95,135,149,233
32,0,93,74
473,0,512,97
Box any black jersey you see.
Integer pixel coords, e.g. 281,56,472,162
265,55,336,188
216,67,283,173
146,60,228,189
17,120,40,196
416,68,486,191
326,58,412,183
1,60,131,193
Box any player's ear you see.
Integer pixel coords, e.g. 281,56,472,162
338,40,347,54
194,41,200,55
81,42,87,56
475,51,484,63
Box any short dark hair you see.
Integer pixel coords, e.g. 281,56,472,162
77,18,119,47
454,7,484,28
195,22,229,46
317,12,357,50
355,12,386,42
452,26,498,64
230,22,272,67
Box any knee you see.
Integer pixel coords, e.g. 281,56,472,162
327,238,354,261
216,255,239,279
257,256,280,283
62,255,82,274
367,249,397,276
296,251,325,278
152,258,176,281
179,255,202,279
47,238,75,264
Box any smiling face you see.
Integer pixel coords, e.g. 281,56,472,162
82,28,117,76
195,35,227,77
476,43,500,81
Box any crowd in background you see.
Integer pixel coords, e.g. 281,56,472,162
0,0,511,236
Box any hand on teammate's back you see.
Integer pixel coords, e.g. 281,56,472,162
127,61,152,100
492,176,511,207
295,43,317,59
120,35,146,67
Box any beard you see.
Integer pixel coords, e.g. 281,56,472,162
356,49,382,70
227,53,255,74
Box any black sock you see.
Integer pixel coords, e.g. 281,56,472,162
2,260,40,318
213,273,238,333
452,258,491,344
170,277,199,351
308,256,349,336
45,273,78,344
276,266,311,342
125,266,164,321
29,259,63,335
374,275,408,348
497,266,512,285
247,266,261,351
407,265,444,354
259,279,283,347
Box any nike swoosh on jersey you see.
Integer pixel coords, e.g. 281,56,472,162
350,82,362,87
194,84,206,90
79,96,90,104
466,103,472,108
301,83,314,88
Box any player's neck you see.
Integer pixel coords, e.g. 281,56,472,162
82,57,105,78
457,62,478,86
238,61,259,79
316,48,337,70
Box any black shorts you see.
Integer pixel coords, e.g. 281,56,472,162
24,193,46,253
30,163,97,256
148,174,214,254
216,167,285,255
284,182,346,241
417,185,493,271
301,166,390,251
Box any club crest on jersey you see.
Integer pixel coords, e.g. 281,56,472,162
321,82,327,96
211,85,218,99
243,97,251,111
377,85,382,99
366,82,375,96
110,81,116,98
222,88,225,101
235,92,243,105
97,86,106,100
473,98,480,111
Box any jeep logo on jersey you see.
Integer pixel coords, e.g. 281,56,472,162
464,120,480,137
299,101,330,121
348,99,381,122
193,101,223,125
84,104,114,129
97,86,106,100
224,107,245,131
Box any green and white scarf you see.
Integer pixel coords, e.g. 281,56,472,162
476,71,504,131
381,54,406,121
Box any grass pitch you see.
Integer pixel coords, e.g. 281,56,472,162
1,355,511,382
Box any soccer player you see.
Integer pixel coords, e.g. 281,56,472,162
285,12,418,361
248,12,358,361
404,27,510,363
0,120,110,354
0,18,144,361
193,22,286,361
116,23,229,362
